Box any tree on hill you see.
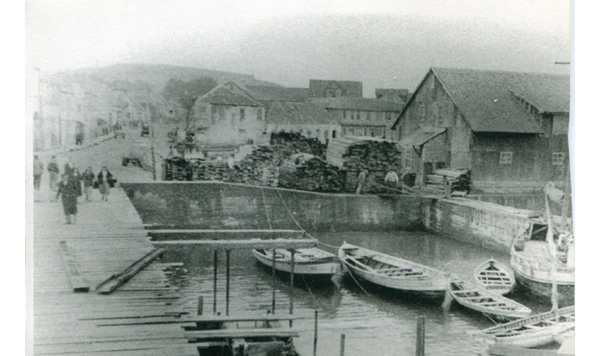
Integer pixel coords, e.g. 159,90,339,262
161,77,218,129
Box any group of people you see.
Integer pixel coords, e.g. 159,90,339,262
33,155,115,224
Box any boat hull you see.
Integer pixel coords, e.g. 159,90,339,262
513,269,575,306
473,259,515,296
252,250,340,277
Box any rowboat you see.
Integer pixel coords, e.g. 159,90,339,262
510,218,574,305
447,279,531,322
471,306,575,348
552,322,575,345
252,248,340,277
473,259,515,296
337,242,448,298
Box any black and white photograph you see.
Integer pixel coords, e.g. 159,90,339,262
23,1,590,355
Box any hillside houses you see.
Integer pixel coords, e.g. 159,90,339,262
391,67,570,193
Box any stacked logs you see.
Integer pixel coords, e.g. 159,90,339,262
341,140,402,193
425,169,471,194
270,131,326,159
278,157,346,192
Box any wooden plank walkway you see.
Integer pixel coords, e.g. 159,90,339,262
33,185,197,356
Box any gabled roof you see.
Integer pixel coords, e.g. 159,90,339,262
267,102,337,125
245,86,310,102
309,97,404,112
393,67,569,134
197,84,264,107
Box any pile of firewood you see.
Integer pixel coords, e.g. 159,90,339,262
278,157,346,192
425,168,471,194
270,131,326,159
341,141,402,193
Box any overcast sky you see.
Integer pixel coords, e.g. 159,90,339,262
26,0,570,96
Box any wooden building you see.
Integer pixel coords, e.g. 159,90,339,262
265,101,340,144
391,67,570,193
309,79,363,98
192,82,267,146
310,97,404,140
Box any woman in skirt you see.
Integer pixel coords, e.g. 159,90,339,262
56,174,79,224
97,166,113,202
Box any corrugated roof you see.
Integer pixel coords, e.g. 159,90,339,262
309,98,404,112
245,86,310,102
267,102,337,125
198,85,263,107
431,67,569,133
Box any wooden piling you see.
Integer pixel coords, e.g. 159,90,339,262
313,310,318,356
213,250,218,315
289,249,295,327
197,296,204,316
272,249,276,314
340,334,345,356
226,249,231,316
416,316,425,356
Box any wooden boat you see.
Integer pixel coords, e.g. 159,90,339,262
510,218,575,305
252,248,340,277
471,305,575,348
448,279,531,322
552,322,575,345
338,242,448,298
473,259,515,296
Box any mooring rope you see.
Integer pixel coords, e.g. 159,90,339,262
276,189,304,231
300,273,324,311
261,188,273,231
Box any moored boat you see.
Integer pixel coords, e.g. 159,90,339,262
252,248,340,277
471,305,575,348
337,242,448,299
448,279,531,322
473,259,515,296
510,218,575,305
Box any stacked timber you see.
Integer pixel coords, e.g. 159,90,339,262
340,140,402,194
278,157,346,192
425,169,471,195
270,131,326,159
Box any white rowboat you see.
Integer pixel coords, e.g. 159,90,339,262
472,306,575,348
448,279,531,321
338,242,448,298
473,259,515,296
252,248,340,277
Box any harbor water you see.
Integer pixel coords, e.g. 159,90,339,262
160,230,554,356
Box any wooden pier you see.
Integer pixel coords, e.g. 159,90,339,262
33,186,199,356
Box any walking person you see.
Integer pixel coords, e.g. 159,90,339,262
47,155,60,191
71,167,83,201
64,156,74,176
82,167,95,202
56,173,79,224
97,166,114,202
33,155,44,191
356,169,368,194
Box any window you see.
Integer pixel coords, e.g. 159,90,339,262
351,111,355,120
324,130,329,139
370,129,375,137
387,112,392,121
211,106,217,124
357,111,361,120
366,112,371,121
332,130,337,138
552,152,565,165
240,108,245,121
257,108,263,121
343,110,346,119
307,130,312,136
363,128,368,136
499,152,513,165
336,89,342,97
349,129,355,135
327,90,334,98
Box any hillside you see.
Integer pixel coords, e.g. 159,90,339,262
52,63,282,93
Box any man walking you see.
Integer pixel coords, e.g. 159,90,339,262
356,169,368,194
47,155,60,191
82,167,95,202
33,155,44,191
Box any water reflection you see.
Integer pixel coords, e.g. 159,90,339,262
161,231,550,356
